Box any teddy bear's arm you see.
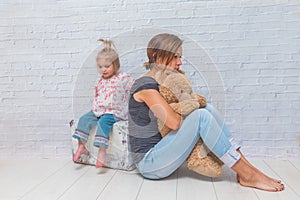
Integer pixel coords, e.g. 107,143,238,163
170,99,199,116
159,85,178,104
192,94,207,108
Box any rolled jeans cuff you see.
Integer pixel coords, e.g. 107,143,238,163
94,135,109,148
72,129,89,143
229,137,241,151
220,145,241,168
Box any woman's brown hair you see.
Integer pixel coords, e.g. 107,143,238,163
97,39,120,74
144,33,183,70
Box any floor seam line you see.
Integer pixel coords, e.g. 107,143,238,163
134,176,145,200
212,176,219,200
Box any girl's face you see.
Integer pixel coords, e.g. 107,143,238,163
156,46,183,71
97,58,115,79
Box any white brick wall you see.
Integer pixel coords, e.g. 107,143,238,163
0,0,299,159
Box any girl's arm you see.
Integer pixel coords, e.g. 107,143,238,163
92,79,100,105
125,74,135,91
133,89,182,130
94,78,100,98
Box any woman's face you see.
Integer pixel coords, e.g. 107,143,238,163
156,46,183,71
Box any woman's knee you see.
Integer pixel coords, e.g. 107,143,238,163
194,108,213,120
189,107,207,115
186,109,213,126
204,103,212,111
204,103,219,116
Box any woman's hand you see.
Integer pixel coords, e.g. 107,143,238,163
133,89,182,130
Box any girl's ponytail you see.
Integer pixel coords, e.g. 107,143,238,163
97,38,116,50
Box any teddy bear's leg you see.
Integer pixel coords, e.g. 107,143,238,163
157,119,173,137
186,139,223,177
160,126,173,137
208,151,224,166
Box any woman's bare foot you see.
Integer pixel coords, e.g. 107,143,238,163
236,174,281,187
232,153,284,192
237,170,284,192
237,149,281,183
73,141,88,162
96,147,106,168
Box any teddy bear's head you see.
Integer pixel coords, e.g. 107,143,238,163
155,70,194,102
162,73,193,101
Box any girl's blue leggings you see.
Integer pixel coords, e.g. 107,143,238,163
72,110,120,148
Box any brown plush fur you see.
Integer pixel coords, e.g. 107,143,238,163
186,140,224,177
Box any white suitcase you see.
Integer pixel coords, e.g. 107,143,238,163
70,119,135,171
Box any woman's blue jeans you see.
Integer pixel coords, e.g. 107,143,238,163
136,103,241,179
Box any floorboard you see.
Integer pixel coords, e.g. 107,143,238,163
58,166,118,200
1,159,299,200
136,169,178,200
20,161,90,200
290,160,300,172
96,170,143,200
176,164,217,200
0,158,68,200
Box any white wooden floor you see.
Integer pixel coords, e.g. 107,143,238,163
1,158,299,200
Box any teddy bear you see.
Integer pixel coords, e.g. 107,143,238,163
154,69,224,177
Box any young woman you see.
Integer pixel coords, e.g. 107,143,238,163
128,33,284,192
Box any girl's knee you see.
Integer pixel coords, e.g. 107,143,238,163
98,115,109,125
98,116,105,124
98,114,115,123
80,111,95,121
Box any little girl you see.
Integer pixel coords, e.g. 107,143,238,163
72,39,134,168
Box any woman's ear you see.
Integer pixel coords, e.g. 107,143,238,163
152,52,157,62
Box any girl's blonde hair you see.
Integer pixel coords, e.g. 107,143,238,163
97,39,120,74
144,33,183,70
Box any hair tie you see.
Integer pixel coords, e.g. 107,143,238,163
143,61,152,70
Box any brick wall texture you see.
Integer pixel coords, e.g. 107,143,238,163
0,0,299,159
